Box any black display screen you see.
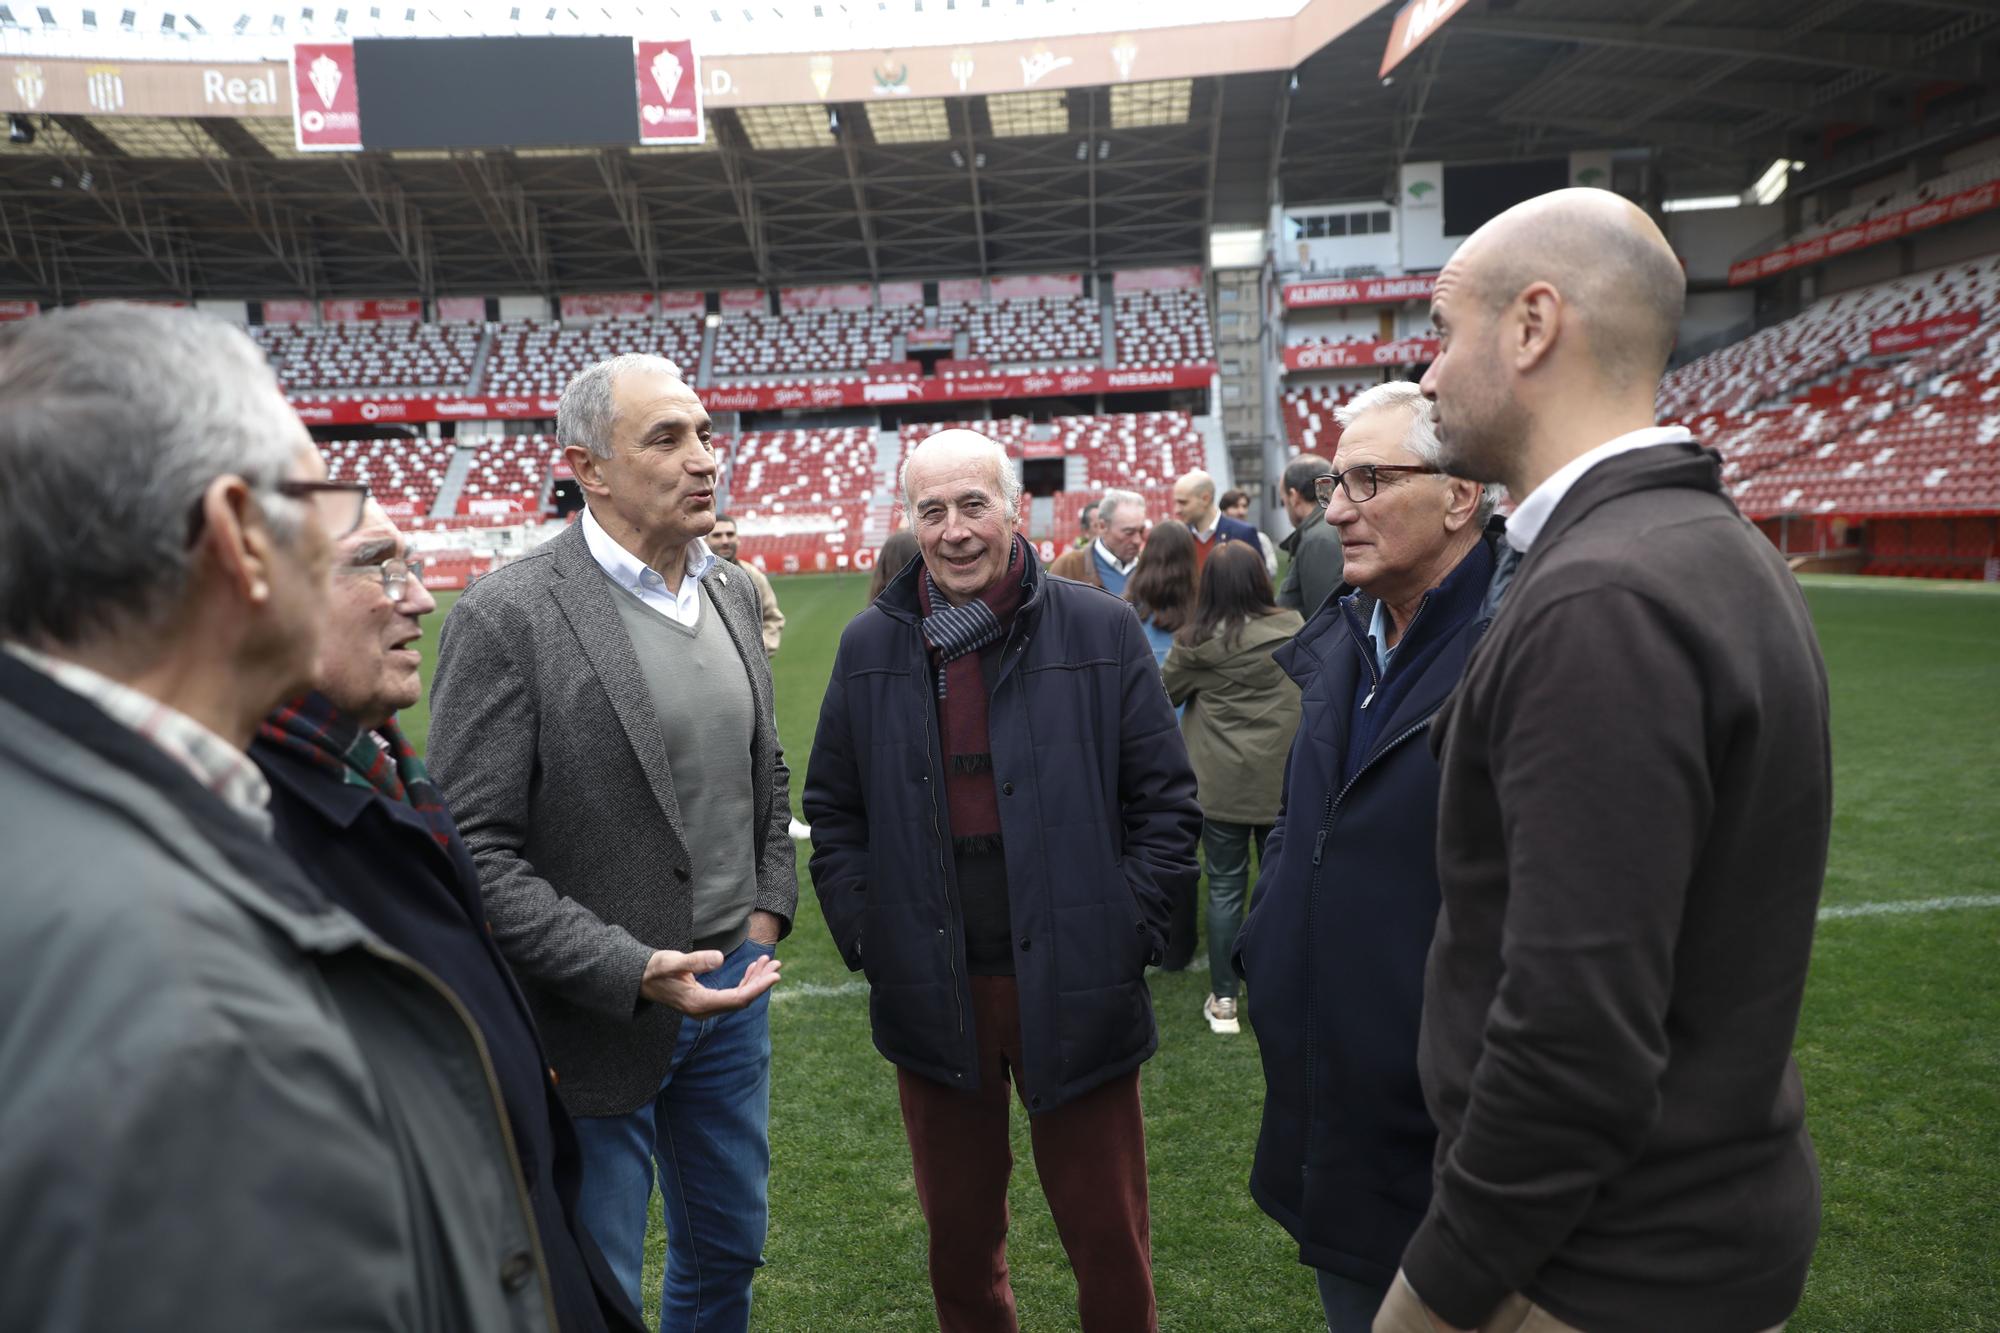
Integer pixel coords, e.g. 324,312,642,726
1442,159,1572,238
352,36,638,150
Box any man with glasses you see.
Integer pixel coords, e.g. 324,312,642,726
252,500,643,1332
1,305,564,1329
1233,381,1505,1332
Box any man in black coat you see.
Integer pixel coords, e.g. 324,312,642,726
251,502,642,1333
1378,190,1831,1333
805,429,1202,1333
1237,382,1503,1332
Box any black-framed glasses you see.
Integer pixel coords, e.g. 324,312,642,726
1313,464,1441,506
275,479,370,537
341,558,426,601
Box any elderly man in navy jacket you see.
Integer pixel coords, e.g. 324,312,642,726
806,429,1202,1333
253,501,641,1333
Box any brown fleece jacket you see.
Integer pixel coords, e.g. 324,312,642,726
1405,441,1832,1333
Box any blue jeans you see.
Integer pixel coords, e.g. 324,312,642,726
1317,1267,1390,1333
572,938,773,1333
1203,820,1270,1002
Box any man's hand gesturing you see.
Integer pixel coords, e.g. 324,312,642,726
641,948,782,1016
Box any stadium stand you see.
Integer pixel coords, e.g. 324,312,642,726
945,296,1101,368
1281,383,1361,453
482,315,704,395
1795,151,2000,243
319,437,457,520
1057,411,1206,489
1660,257,2000,565
456,433,563,516
711,308,897,378
1113,289,1216,367
253,322,481,393
723,426,877,508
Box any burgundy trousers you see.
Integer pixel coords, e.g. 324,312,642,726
896,975,1157,1333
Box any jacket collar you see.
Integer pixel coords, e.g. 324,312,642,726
0,651,377,955
1279,504,1324,556
1528,438,1722,556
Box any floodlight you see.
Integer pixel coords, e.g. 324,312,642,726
1748,158,1805,207
1661,195,1742,213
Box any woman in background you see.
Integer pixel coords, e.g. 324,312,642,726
1160,541,1303,1035
1124,520,1199,669
867,528,921,601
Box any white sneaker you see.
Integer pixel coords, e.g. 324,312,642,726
1203,993,1240,1035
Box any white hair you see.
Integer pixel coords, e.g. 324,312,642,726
1335,380,1504,523
1096,487,1145,527
0,304,306,646
557,353,685,460
899,428,1024,512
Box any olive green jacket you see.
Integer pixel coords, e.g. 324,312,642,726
1159,609,1306,825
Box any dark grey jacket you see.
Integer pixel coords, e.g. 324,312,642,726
1277,504,1346,619
428,520,798,1117
0,653,558,1333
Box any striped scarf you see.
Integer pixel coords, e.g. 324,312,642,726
258,691,458,849
917,535,1029,852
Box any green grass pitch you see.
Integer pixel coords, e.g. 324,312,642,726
405,572,2000,1331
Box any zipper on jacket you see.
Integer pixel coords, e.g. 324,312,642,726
917,661,970,1048
359,940,562,1333
1348,589,1435,711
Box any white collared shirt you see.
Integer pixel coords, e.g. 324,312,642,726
581,506,718,628
1092,538,1137,577
4,641,273,835
1504,425,1696,553
1191,515,1221,542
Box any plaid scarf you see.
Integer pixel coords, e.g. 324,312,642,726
917,535,1029,852
258,691,458,849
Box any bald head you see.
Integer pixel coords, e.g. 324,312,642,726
901,429,1020,511
1172,469,1218,528
1450,188,1684,388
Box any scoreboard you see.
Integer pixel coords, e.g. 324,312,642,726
290,36,702,152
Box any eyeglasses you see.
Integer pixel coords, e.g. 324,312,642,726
341,558,426,601
275,479,370,537
1313,464,1441,506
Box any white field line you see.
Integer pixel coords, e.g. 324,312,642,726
1816,893,2000,921
768,897,2000,1004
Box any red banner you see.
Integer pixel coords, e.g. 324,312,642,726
436,296,488,323
1282,275,1437,308
1871,311,1980,356
879,281,924,308
1114,265,1203,292
321,298,422,323
938,278,985,305
989,273,1083,301
1728,177,2000,286
1380,0,1474,78
720,288,765,313
635,38,703,145
1282,337,1439,372
0,300,40,321
286,364,1214,426
781,283,873,311
291,42,361,151
906,327,956,351
262,299,317,324
560,292,656,320
659,290,706,315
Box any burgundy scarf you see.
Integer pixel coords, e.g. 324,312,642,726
916,535,1029,852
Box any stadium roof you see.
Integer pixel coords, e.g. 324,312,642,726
1,0,1993,301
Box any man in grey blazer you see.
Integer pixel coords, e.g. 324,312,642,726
429,353,795,1333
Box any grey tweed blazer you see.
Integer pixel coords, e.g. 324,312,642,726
428,519,797,1117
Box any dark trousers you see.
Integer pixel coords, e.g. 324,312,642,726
896,975,1157,1333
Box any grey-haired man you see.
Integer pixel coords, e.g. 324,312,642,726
0,305,563,1331
429,354,794,1333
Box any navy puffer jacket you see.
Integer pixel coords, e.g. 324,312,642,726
805,551,1202,1113
1236,531,1497,1285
